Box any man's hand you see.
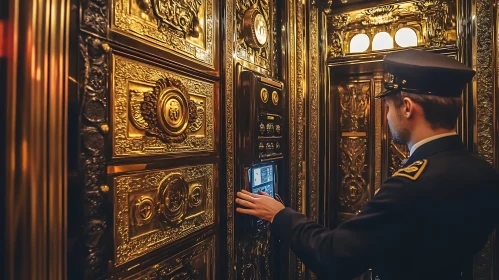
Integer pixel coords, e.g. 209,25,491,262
235,190,285,222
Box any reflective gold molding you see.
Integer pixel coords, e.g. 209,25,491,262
111,54,215,157
112,0,215,69
122,236,215,279
113,164,215,266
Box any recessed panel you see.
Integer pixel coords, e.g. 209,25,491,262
113,164,215,266
111,0,216,70
111,54,215,158
122,236,215,279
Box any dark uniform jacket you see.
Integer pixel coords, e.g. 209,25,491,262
271,136,499,279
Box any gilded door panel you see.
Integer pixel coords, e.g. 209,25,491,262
113,164,215,266
335,79,372,217
111,53,216,158
111,0,218,71
121,236,215,279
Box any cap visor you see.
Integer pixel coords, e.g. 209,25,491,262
375,89,398,99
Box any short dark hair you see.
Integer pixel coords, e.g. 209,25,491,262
387,92,462,130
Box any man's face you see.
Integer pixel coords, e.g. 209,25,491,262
385,97,410,145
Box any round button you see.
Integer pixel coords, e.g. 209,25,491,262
272,91,279,105
266,123,274,134
275,124,281,134
259,122,266,134
260,88,269,103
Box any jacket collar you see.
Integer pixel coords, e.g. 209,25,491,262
403,135,464,167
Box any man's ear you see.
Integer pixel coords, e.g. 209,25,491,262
402,97,414,118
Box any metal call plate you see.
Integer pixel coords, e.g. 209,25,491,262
111,54,215,158
121,236,215,279
111,0,216,69
113,164,215,266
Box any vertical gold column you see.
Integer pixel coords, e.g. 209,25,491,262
5,0,68,278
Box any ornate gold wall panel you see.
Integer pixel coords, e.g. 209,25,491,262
111,0,217,70
113,164,215,266
338,81,370,132
121,236,215,279
326,0,457,59
338,137,369,214
111,54,215,158
236,0,272,70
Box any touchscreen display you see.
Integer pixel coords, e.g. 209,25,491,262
251,164,275,197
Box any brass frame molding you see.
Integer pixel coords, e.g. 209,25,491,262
5,0,69,278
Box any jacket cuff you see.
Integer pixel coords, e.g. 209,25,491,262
270,207,298,244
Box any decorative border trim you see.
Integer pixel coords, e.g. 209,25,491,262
79,34,109,279
308,0,320,225
473,0,495,279
225,0,236,278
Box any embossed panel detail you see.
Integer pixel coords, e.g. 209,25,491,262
113,164,215,266
112,0,215,69
111,54,215,157
337,81,371,132
123,236,215,279
338,137,369,214
327,0,457,58
236,0,271,69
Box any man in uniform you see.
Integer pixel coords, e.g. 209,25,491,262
235,50,499,279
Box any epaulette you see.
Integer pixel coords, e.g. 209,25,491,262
392,159,427,181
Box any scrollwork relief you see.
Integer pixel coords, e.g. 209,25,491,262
140,78,198,143
339,137,368,213
152,0,203,37
81,0,108,35
112,0,215,68
236,0,271,69
123,236,215,279
338,82,370,132
473,0,494,278
112,55,214,157
326,0,457,58
79,34,109,279
237,225,273,279
114,164,215,266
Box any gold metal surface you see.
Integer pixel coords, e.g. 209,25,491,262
338,80,371,132
112,0,216,69
243,8,268,48
373,72,383,193
260,77,284,88
113,164,215,266
224,0,236,278
236,0,272,69
132,196,155,226
111,54,215,157
157,173,189,225
326,0,457,58
271,90,279,105
6,0,69,278
260,88,269,103
339,137,369,213
158,90,189,136
122,236,215,279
